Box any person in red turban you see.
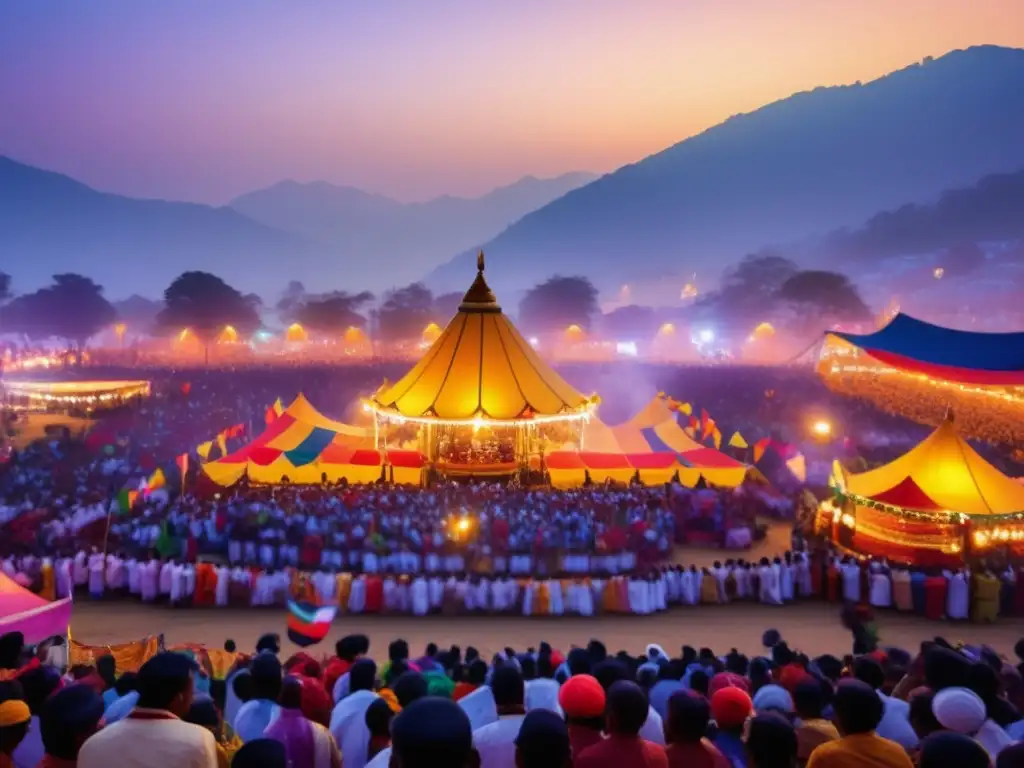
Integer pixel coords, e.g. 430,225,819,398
559,674,606,758
710,687,753,766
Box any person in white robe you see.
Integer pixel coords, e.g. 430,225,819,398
459,685,498,732
758,559,782,605
841,558,862,603
869,562,892,608
73,550,88,587
140,559,159,602
947,568,970,620
780,554,795,602
521,581,535,617
88,551,105,598
525,678,562,715
348,575,367,614
329,668,379,768
127,557,141,595
428,575,444,611
169,561,185,605
548,579,564,616
159,559,174,597
410,576,429,616
183,563,196,605
680,568,695,605
794,553,813,597
215,565,231,607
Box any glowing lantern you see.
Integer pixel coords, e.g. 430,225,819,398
681,283,698,300
811,419,832,438
344,326,365,344
658,322,676,335
217,325,238,344
286,323,308,343
933,267,945,279
566,324,584,342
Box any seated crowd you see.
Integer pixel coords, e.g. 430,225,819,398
2,626,1024,768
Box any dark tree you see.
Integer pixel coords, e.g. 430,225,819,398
601,304,660,339
0,272,10,305
431,292,463,326
295,291,374,335
693,252,799,336
276,280,307,323
376,283,434,342
518,276,599,334
2,274,115,353
156,271,261,359
112,295,164,335
776,270,871,328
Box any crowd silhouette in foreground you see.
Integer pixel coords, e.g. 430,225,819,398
2,626,1024,767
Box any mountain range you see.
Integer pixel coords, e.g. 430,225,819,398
229,171,596,282
3,45,1024,302
427,45,1024,294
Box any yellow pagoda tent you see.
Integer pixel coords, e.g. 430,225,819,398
828,412,1024,563
370,253,595,423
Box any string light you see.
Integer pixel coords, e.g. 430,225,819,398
366,401,595,428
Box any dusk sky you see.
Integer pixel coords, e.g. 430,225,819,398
2,0,1022,205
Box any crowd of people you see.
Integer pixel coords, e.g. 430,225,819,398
3,624,1024,767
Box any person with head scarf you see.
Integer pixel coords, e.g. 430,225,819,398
664,691,728,768
78,652,219,768
932,686,1013,761
329,659,379,768
515,710,571,768
793,680,838,765
559,674,606,758
711,686,753,767
805,680,912,768
918,731,990,768
389,697,477,768
753,685,794,717
264,677,340,768
576,681,668,768
36,683,105,768
0,698,31,768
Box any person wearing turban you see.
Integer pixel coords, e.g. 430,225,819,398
710,687,753,766
559,674,606,758
0,699,31,767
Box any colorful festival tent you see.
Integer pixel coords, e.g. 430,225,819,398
203,395,425,486
0,572,72,643
828,412,1024,565
370,253,596,422
547,395,750,489
829,313,1024,386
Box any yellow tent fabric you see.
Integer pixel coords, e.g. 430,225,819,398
843,415,1024,516
577,418,625,453
371,253,593,421
284,394,369,438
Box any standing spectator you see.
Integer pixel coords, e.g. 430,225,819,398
664,691,728,768
472,666,527,768
745,713,798,768
78,652,218,768
264,677,340,768
11,665,61,768
792,680,838,765
0,699,31,768
711,687,754,767
389,697,478,768
329,659,379,768
918,732,991,768
233,654,282,743
37,685,105,768
514,710,571,768
576,681,668,768
364,699,394,764
805,680,913,768
558,675,606,758
852,658,918,751
232,739,287,768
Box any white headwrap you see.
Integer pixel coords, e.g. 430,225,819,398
931,687,985,734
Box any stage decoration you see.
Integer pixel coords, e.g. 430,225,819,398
821,412,1024,565
2,379,151,412
367,252,598,476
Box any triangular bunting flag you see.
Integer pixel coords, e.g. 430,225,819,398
711,427,722,450
196,441,213,461
679,402,693,416
785,453,807,482
265,406,277,426
216,432,228,457
272,398,284,416
728,431,748,449
753,438,771,464
146,469,166,494
701,417,716,441
175,453,189,477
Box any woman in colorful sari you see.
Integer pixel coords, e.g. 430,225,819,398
265,677,341,768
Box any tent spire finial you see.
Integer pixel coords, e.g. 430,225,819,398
477,250,485,273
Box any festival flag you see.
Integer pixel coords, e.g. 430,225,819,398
145,469,166,494
678,402,693,416
785,453,807,482
225,423,246,438
265,405,278,426
701,415,716,442
753,438,771,464
116,487,138,515
196,441,213,461
175,453,189,477
154,521,176,558
286,600,338,648
711,426,722,450
272,398,284,416
216,431,228,457
728,431,748,449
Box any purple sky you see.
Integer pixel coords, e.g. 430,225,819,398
2,0,1022,204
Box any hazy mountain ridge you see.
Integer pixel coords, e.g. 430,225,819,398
229,171,598,279
427,45,1024,294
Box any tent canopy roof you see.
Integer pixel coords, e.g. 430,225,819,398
842,414,1024,516
371,253,594,421
830,313,1024,384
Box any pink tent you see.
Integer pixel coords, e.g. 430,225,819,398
0,573,72,643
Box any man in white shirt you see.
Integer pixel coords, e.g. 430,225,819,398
79,652,218,768
329,659,379,768
472,665,527,768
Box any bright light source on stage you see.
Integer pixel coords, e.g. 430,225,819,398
659,323,675,335
811,419,832,437
361,402,371,413
933,267,945,279
457,518,471,532
697,329,714,343
472,415,484,433
528,337,539,348
615,341,638,357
